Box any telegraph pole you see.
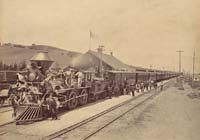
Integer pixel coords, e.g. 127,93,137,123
176,50,184,73
193,51,195,79
192,51,195,87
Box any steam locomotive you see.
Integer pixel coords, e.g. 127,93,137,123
7,52,178,124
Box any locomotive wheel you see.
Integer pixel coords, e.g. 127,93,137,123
78,89,88,105
68,91,77,110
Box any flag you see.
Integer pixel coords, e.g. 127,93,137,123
89,30,99,50
90,30,97,39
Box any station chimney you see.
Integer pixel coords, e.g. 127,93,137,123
97,45,104,77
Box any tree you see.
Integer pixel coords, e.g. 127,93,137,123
13,63,18,70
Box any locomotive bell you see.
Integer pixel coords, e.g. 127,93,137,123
30,52,54,74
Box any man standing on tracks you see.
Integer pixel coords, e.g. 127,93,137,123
136,83,140,93
130,83,135,96
46,94,58,120
160,81,164,91
123,80,128,95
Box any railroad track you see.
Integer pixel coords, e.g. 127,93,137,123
42,80,170,140
82,90,161,140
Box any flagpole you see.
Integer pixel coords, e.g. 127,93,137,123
89,30,91,50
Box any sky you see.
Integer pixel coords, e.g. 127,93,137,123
0,0,200,73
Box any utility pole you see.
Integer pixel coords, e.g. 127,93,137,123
176,50,184,73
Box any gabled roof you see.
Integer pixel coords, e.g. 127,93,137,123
88,50,132,71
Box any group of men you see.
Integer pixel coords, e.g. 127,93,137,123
8,80,59,120
8,66,85,120
105,79,161,98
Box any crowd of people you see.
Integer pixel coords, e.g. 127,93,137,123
105,79,159,98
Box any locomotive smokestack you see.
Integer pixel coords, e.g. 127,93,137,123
30,52,54,74
97,45,104,77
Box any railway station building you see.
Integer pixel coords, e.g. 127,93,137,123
72,49,135,73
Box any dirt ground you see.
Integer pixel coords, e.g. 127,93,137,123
88,82,200,140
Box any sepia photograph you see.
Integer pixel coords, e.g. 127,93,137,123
0,0,200,140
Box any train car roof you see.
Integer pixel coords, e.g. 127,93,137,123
106,70,135,74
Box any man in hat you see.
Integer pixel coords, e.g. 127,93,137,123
9,93,18,118
75,70,84,88
16,73,25,83
130,83,135,96
160,81,164,91
105,81,112,99
46,93,58,120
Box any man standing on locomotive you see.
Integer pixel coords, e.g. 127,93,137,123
75,70,84,88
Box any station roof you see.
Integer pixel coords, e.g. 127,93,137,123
88,50,134,71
